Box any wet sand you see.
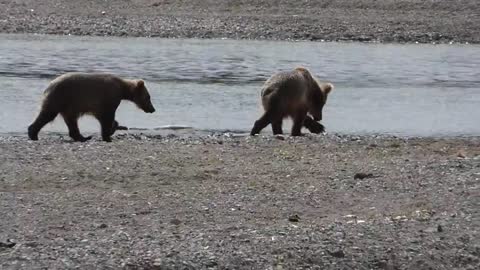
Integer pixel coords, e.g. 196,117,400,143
1,0,479,43
1,133,479,269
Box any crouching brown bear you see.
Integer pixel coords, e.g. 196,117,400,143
28,73,155,142
250,67,333,136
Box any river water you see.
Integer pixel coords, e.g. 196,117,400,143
0,34,479,136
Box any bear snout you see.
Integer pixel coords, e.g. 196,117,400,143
146,106,155,113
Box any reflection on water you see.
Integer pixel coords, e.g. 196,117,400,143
0,34,479,136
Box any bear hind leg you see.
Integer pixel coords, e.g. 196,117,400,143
250,110,276,136
62,113,92,142
271,119,283,135
28,108,59,140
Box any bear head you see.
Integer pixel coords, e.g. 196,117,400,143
308,82,333,121
132,80,156,113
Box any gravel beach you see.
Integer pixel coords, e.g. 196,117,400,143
1,0,479,43
1,133,479,269
1,1,479,269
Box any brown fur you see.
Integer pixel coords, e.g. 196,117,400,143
251,67,333,136
28,73,155,142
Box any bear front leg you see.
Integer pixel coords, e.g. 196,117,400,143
99,112,116,142
303,116,325,134
291,111,308,136
271,119,283,135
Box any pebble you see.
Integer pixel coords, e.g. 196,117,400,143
354,173,374,180
329,249,345,258
288,214,300,222
0,239,16,248
170,218,181,225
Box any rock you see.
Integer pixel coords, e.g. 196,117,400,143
170,218,181,225
389,143,401,148
354,173,374,180
288,214,300,222
205,258,218,267
98,223,108,229
437,224,443,232
153,258,163,266
329,249,345,258
275,135,285,141
0,239,16,248
457,150,466,159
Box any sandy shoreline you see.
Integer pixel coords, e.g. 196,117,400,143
1,0,479,44
1,133,479,269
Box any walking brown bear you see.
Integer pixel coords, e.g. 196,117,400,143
28,73,155,142
250,67,333,136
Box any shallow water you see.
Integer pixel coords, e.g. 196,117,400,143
0,34,479,136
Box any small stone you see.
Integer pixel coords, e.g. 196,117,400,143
354,173,374,180
393,215,408,221
437,225,443,232
153,258,162,266
275,135,285,141
205,258,218,267
0,239,16,248
457,150,466,159
329,249,345,258
288,214,300,222
98,223,108,229
389,143,401,148
170,218,181,225
101,11,106,15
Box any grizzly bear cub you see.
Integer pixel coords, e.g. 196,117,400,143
250,67,333,136
28,73,155,142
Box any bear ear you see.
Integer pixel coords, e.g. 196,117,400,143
136,80,145,88
294,67,309,73
322,83,334,95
